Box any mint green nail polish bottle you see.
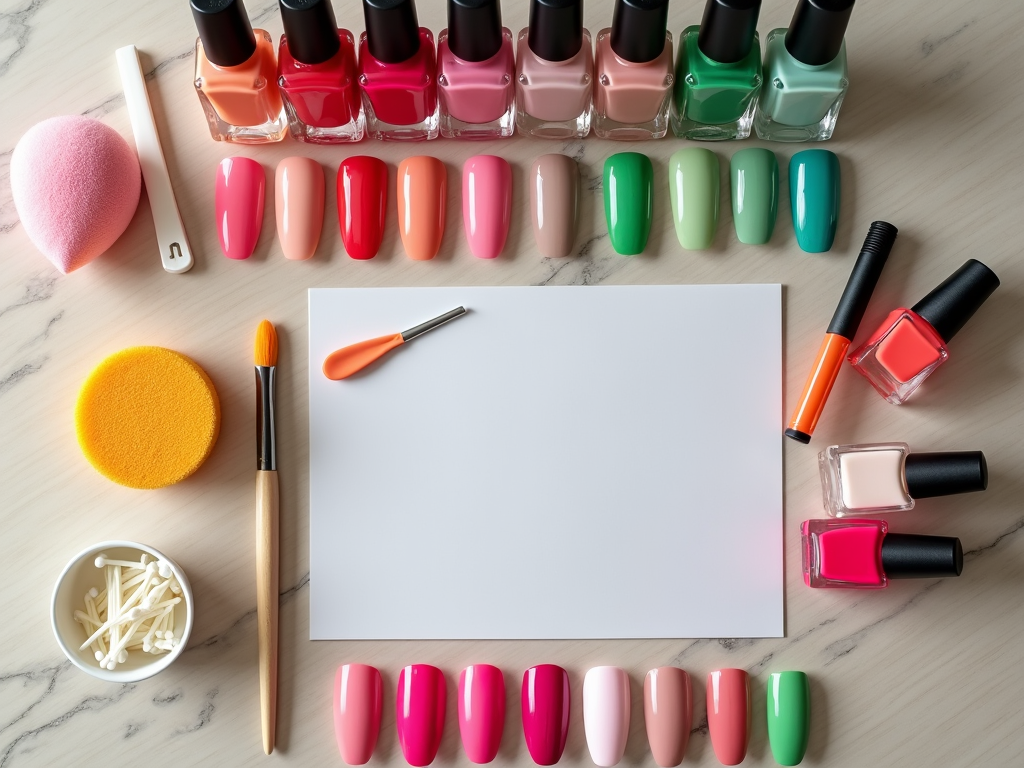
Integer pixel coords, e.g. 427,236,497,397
753,0,853,142
671,0,763,141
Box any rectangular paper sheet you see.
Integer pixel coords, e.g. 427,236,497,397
309,286,782,639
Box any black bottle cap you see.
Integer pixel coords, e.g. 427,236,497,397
610,0,669,64
881,533,963,579
784,0,854,67
447,0,503,62
192,0,257,68
910,259,1000,344
697,0,761,64
280,0,341,65
363,0,421,64
826,221,898,340
905,451,988,500
528,0,584,62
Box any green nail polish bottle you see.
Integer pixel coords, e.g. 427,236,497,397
671,0,763,141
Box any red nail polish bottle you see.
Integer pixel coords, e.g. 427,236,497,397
848,259,999,404
278,0,363,143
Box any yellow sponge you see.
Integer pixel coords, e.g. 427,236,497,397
75,347,221,489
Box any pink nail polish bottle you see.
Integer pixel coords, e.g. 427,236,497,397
801,519,963,589
593,0,674,140
515,0,593,139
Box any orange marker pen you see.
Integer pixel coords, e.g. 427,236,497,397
786,222,898,443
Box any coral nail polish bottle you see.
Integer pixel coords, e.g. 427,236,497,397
358,0,439,141
277,0,363,143
801,519,963,589
593,0,674,140
437,0,516,139
671,0,763,141
848,259,1000,404
515,0,593,139
191,0,287,143
819,443,988,517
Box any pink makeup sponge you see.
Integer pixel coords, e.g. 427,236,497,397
11,115,141,274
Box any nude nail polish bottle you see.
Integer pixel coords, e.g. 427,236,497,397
192,0,287,143
592,0,674,140
437,0,516,139
515,0,593,139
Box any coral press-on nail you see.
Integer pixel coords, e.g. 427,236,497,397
334,664,383,765
603,152,653,256
790,149,840,253
275,157,324,261
583,666,630,767
396,664,446,767
521,664,570,766
338,156,388,260
462,155,512,259
706,669,750,766
216,156,265,259
767,671,810,766
644,667,692,767
669,148,720,250
458,664,506,764
397,156,447,261
530,154,579,258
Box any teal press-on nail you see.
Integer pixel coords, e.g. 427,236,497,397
603,152,653,256
731,148,779,245
669,148,719,250
766,671,810,766
790,150,840,253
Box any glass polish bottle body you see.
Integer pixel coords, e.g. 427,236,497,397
592,30,674,140
358,28,439,141
437,28,516,139
278,30,363,143
801,519,887,589
818,443,913,518
515,28,593,139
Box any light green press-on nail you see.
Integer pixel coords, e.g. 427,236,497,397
790,149,840,253
603,152,653,255
731,148,779,245
669,148,719,250
767,671,810,766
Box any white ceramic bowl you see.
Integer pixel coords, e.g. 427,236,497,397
51,541,194,683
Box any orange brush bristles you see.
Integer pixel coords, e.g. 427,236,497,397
255,320,278,367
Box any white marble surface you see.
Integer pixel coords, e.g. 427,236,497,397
1,0,1023,765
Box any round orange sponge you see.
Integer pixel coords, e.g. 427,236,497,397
75,347,221,489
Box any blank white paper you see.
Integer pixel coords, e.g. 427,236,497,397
309,285,782,639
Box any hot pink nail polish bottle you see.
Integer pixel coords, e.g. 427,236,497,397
437,0,516,139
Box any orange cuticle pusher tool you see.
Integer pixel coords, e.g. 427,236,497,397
322,306,467,380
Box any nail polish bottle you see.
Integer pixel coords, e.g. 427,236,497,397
191,0,287,143
437,0,516,139
515,0,593,139
358,0,439,141
801,519,963,589
593,0,674,140
277,0,363,143
671,0,763,141
848,259,1000,404
819,443,988,517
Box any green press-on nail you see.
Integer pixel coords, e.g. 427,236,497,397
603,152,653,255
669,148,720,250
731,148,779,245
790,149,840,253
767,671,810,766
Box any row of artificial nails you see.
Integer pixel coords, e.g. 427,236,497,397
335,664,811,767
191,0,855,145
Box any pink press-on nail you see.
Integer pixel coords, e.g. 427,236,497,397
458,664,506,764
462,155,511,259
706,669,750,766
396,664,447,767
522,664,571,766
275,156,324,261
334,664,383,765
215,156,264,260
583,666,631,767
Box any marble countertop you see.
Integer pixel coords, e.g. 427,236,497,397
1,0,1022,765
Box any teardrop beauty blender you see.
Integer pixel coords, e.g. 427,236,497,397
11,115,141,274
75,347,220,489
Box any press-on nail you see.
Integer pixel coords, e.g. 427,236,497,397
522,664,570,766
215,157,264,260
396,664,446,766
790,149,840,253
334,664,383,765
731,148,779,245
767,671,810,766
603,152,653,256
669,148,719,250
338,156,387,260
583,666,630,767
644,667,692,767
458,664,506,763
276,156,324,261
397,156,447,261
463,155,511,259
707,669,749,766
530,154,579,258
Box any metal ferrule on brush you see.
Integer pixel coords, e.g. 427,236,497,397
256,366,276,471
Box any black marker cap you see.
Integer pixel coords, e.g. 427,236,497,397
448,0,504,62
911,259,1000,344
785,0,854,67
610,0,669,64
882,533,963,580
192,0,257,68
826,221,898,340
363,0,421,64
905,451,988,500
528,0,584,62
280,0,341,65
697,0,762,64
